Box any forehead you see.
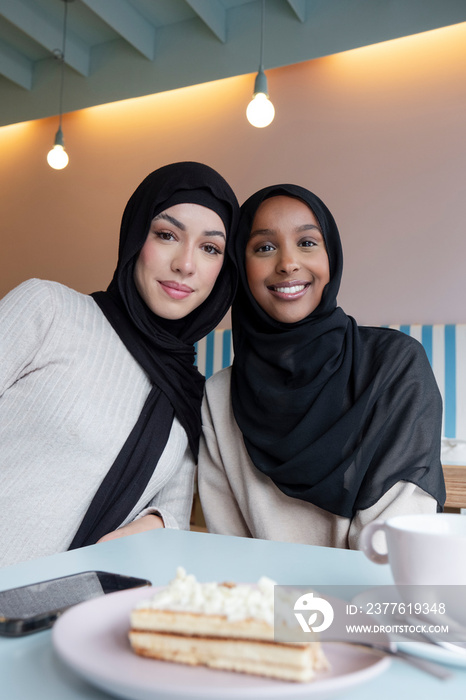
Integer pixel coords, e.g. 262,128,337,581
252,195,320,228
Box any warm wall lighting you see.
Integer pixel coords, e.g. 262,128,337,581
47,0,73,169
246,0,275,128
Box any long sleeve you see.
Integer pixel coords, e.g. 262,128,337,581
128,422,196,531
199,374,252,538
199,425,252,538
0,280,194,566
0,279,55,395
348,481,436,549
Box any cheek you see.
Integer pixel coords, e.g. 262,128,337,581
200,256,224,291
133,240,159,293
309,251,330,286
320,256,331,286
245,257,265,292
133,252,145,284
135,239,154,272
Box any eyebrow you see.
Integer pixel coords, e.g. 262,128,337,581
154,212,185,230
249,223,321,239
154,212,226,240
205,230,226,241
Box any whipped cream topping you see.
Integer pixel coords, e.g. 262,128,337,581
136,567,276,625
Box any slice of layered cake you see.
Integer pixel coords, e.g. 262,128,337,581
128,567,328,682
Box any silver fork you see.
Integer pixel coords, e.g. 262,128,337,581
329,640,453,680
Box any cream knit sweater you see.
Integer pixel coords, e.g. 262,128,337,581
0,279,195,567
199,367,437,550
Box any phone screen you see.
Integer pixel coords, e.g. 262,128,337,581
0,571,151,636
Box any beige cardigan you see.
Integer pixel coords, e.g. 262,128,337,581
198,367,437,549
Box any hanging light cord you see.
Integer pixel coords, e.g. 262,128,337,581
259,0,265,71
57,0,69,130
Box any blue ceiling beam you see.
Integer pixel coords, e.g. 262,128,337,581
80,0,156,61
0,0,90,79
0,41,32,90
286,0,307,22
184,0,227,43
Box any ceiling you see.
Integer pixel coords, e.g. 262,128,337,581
1,0,466,128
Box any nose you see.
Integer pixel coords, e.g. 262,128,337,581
171,245,196,276
276,245,300,275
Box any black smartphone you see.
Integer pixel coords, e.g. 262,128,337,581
0,571,151,637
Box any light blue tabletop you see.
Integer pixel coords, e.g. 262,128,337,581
0,529,464,699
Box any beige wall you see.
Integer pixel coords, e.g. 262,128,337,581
1,21,465,325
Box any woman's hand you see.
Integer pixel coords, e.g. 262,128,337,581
96,513,164,543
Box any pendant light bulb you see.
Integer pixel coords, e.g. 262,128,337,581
246,1,274,128
47,127,69,170
246,91,275,128
246,69,275,128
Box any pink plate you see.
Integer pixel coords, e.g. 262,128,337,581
52,586,390,700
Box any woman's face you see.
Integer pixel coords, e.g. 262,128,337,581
245,196,330,323
134,202,226,319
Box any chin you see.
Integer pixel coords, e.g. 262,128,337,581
268,308,309,324
154,309,191,320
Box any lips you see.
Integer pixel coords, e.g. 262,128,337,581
158,280,194,300
267,280,311,299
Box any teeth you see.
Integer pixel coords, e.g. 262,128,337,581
274,285,305,294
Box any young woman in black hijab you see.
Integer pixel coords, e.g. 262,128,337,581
198,184,445,549
0,162,238,566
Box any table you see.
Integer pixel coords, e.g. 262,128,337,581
442,440,466,511
0,529,464,699
443,464,466,510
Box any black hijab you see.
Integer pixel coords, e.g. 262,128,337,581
69,162,238,548
231,184,445,518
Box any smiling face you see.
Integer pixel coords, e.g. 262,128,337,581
134,202,226,319
245,196,330,323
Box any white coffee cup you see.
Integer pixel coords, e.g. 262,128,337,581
360,513,466,585
360,513,466,634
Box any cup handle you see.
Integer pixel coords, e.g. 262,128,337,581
359,519,389,564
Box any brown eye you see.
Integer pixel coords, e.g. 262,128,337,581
256,243,275,253
202,243,223,255
155,231,176,241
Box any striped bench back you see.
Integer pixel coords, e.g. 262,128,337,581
195,324,466,440
195,328,233,380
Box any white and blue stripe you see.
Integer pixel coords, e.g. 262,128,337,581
195,329,233,380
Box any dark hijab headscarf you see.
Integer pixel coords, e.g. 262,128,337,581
69,162,239,548
231,184,445,518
